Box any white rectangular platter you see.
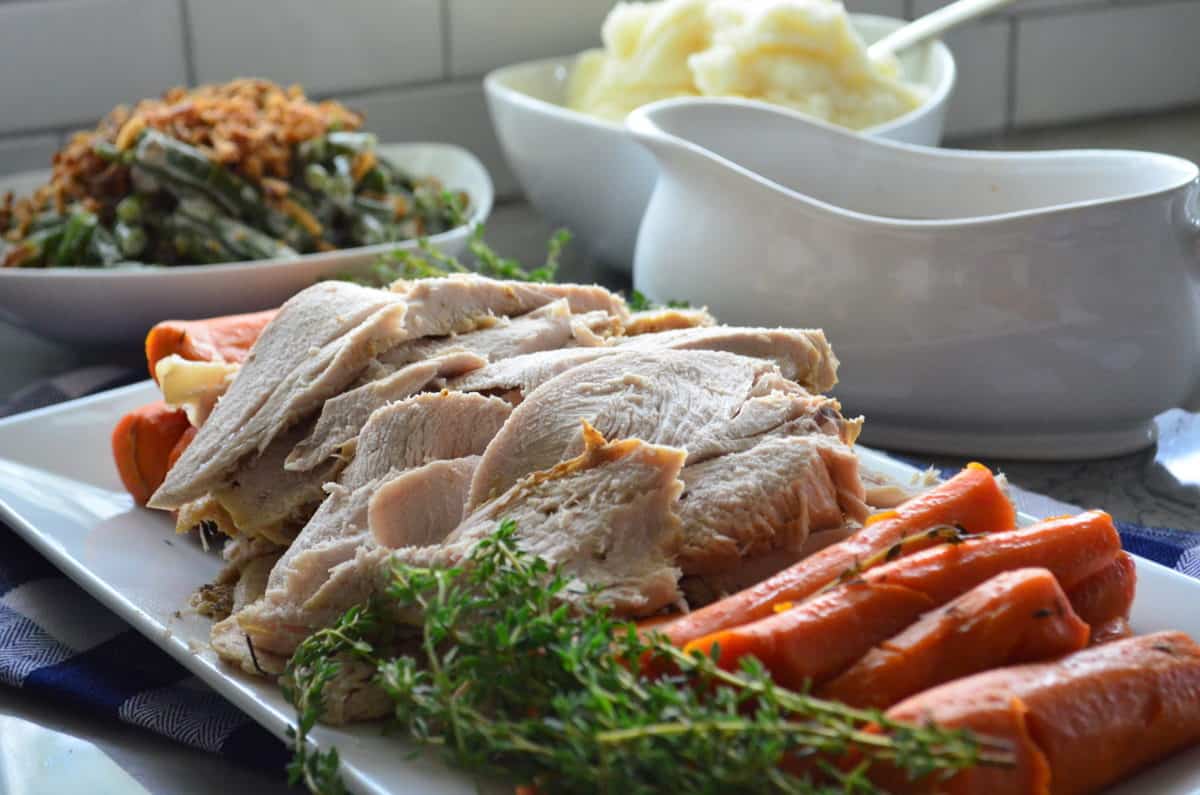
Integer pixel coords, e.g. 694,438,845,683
0,381,1198,794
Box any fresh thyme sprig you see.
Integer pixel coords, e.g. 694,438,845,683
281,603,380,794
338,225,570,287
284,522,1008,794
627,290,692,311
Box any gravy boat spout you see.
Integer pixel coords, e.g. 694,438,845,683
628,97,1200,460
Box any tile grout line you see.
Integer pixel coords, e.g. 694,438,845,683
1006,0,1193,20
178,0,198,86
1004,16,1019,131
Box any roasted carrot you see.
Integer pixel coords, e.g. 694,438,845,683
1088,618,1133,644
683,582,935,690
818,568,1090,709
144,308,276,379
115,310,273,506
863,510,1120,603
636,614,679,632
111,401,192,505
659,464,1015,648
684,512,1118,687
1064,551,1136,643
882,631,1200,795
166,425,197,472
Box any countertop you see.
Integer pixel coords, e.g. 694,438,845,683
2,106,1200,794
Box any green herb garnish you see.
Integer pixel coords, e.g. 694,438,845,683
284,522,1007,794
337,226,570,288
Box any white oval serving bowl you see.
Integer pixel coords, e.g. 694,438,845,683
0,142,494,346
485,13,955,273
629,97,1200,460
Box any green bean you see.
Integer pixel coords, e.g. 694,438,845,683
87,224,123,266
54,209,98,266
213,215,296,260
29,210,65,232
303,163,330,192
260,186,321,252
377,155,415,191
163,213,236,264
175,195,220,225
296,136,328,164
298,131,378,163
351,194,394,222
326,131,377,155
350,211,387,246
4,224,63,267
326,155,354,204
115,195,145,224
133,130,260,219
357,166,389,194
114,221,148,258
177,194,296,260
92,140,123,163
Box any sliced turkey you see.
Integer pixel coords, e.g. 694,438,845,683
623,307,716,335
369,456,481,548
376,298,579,369
616,326,838,393
151,276,627,510
674,434,867,576
209,419,342,544
466,349,852,510
285,302,619,474
285,351,486,472
390,424,686,616
450,326,838,404
226,392,510,660
151,281,407,509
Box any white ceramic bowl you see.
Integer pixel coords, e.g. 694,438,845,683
485,14,955,272
0,142,494,346
630,97,1200,460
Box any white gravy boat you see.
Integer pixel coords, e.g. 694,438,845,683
629,97,1200,460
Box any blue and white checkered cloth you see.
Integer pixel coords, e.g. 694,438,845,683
0,367,288,773
1,367,1199,774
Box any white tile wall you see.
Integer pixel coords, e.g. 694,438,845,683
843,0,907,19
0,0,187,136
1015,1,1200,126
348,80,519,198
447,0,615,77
0,133,59,177
939,20,1011,138
0,0,1199,198
914,0,1101,17
187,0,444,96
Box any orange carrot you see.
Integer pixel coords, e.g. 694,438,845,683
636,614,679,632
1089,618,1133,644
166,425,198,472
683,582,935,690
684,512,1118,687
111,401,192,505
1064,551,1136,643
659,464,1015,649
115,309,273,506
883,631,1200,795
818,568,1090,709
864,511,1120,603
145,308,276,380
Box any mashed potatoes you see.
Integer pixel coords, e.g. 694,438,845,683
566,0,924,130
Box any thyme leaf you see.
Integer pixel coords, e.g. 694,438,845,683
284,522,1008,794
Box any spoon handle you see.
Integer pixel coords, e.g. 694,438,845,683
867,0,1016,60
